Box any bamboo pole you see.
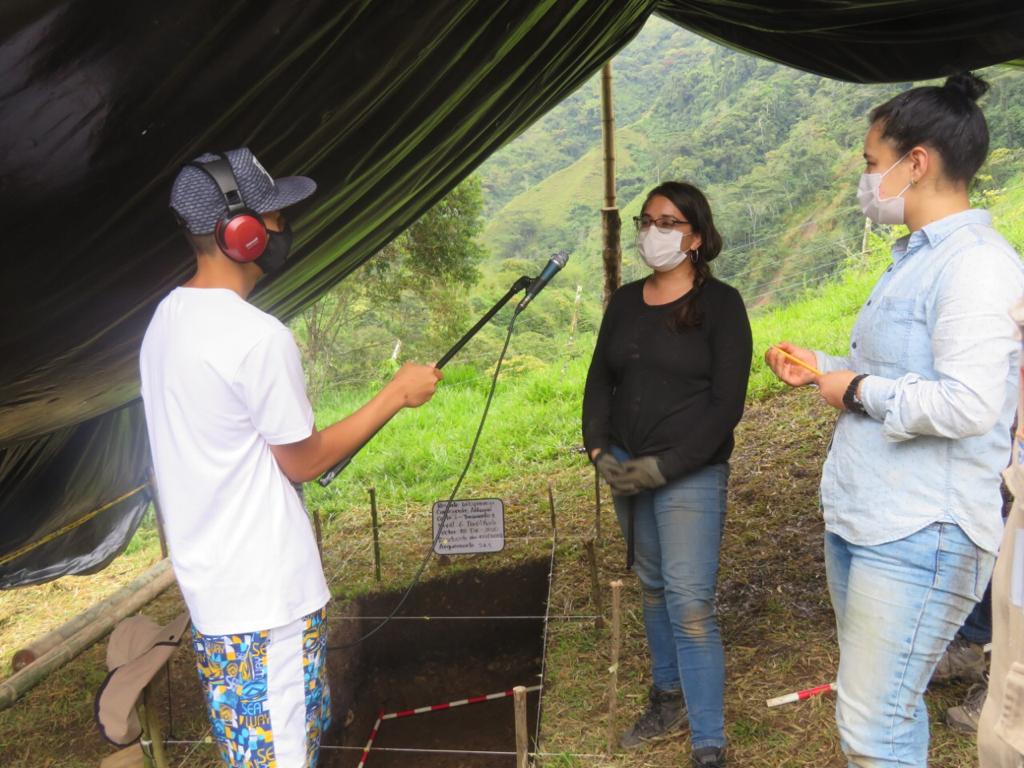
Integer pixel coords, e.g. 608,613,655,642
547,482,556,535
607,579,623,755
147,470,168,560
600,60,621,310
369,488,382,582
0,560,176,709
141,683,169,768
514,685,529,768
584,538,605,629
312,507,324,561
139,703,155,768
10,558,173,672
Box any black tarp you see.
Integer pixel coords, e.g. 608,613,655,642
2,0,1023,586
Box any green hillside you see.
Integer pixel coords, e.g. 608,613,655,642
476,16,1024,315
483,127,651,259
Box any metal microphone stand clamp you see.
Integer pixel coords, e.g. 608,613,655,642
317,274,533,487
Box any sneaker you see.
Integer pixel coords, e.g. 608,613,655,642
946,682,988,736
931,636,987,684
692,745,727,767
618,686,687,750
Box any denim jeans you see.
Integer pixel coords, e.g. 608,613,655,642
610,446,729,750
826,523,995,767
959,580,993,645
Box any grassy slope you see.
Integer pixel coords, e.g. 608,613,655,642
481,126,650,260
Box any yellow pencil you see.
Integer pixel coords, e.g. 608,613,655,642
770,345,823,377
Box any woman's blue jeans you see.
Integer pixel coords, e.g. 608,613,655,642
826,523,994,767
610,446,729,750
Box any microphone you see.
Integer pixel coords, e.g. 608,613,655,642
515,250,569,314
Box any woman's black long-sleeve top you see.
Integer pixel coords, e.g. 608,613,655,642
582,277,753,481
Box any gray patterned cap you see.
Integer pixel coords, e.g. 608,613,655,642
169,147,316,234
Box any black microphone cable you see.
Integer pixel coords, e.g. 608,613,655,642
328,309,521,651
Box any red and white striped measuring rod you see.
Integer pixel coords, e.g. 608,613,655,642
766,681,838,708
382,684,543,720
356,684,543,766
356,714,382,768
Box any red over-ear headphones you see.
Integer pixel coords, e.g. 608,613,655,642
189,155,268,263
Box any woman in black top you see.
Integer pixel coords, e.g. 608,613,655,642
583,182,751,768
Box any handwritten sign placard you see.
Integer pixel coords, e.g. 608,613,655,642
431,498,505,555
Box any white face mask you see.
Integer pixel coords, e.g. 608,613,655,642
638,227,690,272
857,152,912,225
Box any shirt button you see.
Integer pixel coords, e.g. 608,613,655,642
866,300,872,306
852,341,857,349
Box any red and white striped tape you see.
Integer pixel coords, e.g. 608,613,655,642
356,684,542,766
766,681,838,708
356,714,383,768
382,684,542,720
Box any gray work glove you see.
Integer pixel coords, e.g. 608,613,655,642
615,456,667,495
593,450,630,499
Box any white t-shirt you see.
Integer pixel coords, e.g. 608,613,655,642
140,287,329,635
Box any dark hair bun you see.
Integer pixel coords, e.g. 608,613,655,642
943,72,990,103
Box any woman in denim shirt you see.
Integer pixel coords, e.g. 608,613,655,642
767,72,1024,767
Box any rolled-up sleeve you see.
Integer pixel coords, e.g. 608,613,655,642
815,350,851,374
858,247,1023,442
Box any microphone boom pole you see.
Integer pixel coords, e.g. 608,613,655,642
435,274,533,369
317,274,533,487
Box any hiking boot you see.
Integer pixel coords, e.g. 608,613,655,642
692,745,727,767
931,636,987,684
946,682,988,736
618,686,687,750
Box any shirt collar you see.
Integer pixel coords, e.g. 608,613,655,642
891,208,991,263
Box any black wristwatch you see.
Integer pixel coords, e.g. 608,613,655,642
843,373,869,415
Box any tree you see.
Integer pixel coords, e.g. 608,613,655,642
295,176,487,401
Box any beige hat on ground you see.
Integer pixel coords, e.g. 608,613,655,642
94,612,191,746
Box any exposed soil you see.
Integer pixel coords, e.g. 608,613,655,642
323,559,550,767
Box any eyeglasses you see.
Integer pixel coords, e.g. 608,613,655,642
633,215,690,234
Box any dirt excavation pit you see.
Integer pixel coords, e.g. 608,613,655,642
323,558,551,767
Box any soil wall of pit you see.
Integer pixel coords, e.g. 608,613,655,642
323,558,550,767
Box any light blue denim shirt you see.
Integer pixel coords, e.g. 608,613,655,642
816,209,1024,553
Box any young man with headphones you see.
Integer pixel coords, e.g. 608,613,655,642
140,147,442,767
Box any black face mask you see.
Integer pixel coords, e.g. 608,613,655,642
255,223,293,275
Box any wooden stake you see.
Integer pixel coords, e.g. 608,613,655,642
138,702,154,768
146,470,168,560
593,466,602,544
607,579,623,755
514,685,529,768
547,482,556,536
141,683,169,768
312,507,324,561
584,538,605,629
369,487,382,582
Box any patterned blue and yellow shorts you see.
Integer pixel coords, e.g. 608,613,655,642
191,607,331,767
